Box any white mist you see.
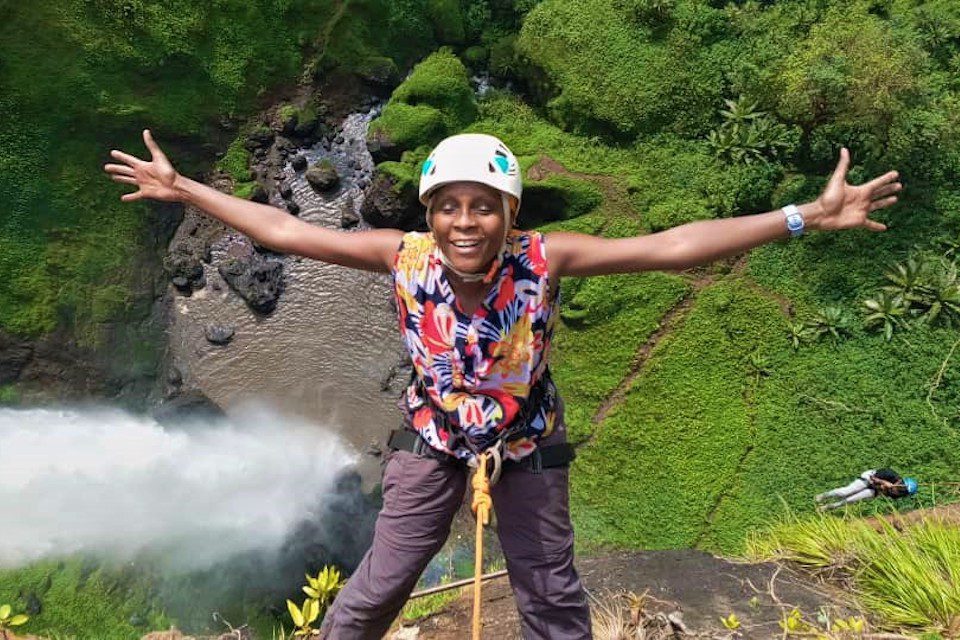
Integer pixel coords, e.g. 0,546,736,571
0,404,356,570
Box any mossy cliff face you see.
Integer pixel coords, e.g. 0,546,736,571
0,0,463,402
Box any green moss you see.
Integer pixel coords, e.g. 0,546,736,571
368,49,478,153
0,384,20,405
520,174,604,227
0,559,170,640
369,102,450,151
232,180,257,200
462,45,489,69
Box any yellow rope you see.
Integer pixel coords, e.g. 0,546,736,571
471,452,492,640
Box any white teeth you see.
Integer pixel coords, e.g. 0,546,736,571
452,240,480,247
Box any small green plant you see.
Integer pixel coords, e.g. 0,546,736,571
779,607,816,635
720,612,741,630
0,603,29,636
707,96,796,165
745,351,771,385
861,291,908,341
808,305,853,342
864,253,960,334
285,565,346,637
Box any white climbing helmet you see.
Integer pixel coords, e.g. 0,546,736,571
418,133,522,209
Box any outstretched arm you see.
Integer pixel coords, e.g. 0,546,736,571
104,129,402,273
548,148,901,277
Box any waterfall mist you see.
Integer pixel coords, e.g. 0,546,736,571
0,404,363,571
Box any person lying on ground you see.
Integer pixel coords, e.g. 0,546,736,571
815,468,918,511
105,129,901,640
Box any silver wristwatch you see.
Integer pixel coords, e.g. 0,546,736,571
783,204,805,237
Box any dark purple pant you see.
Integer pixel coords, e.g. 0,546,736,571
319,424,592,639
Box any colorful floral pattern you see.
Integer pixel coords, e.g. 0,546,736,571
392,230,559,462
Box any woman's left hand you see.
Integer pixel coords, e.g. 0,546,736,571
811,147,902,232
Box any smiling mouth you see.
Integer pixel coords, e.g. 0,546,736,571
451,239,482,249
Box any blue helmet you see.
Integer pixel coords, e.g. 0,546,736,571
904,477,918,495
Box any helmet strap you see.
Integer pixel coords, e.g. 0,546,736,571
426,193,514,284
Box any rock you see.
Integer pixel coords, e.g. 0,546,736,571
360,172,423,231
287,202,301,216
171,276,190,292
305,160,340,193
365,440,383,457
243,127,274,151
279,183,293,200
291,155,308,171
152,390,225,426
340,199,360,228
366,129,402,163
335,134,344,145
24,591,41,616
250,185,269,203
294,118,318,138
218,255,284,314
204,324,235,345
163,249,205,292
166,366,183,386
0,330,33,384
281,113,299,136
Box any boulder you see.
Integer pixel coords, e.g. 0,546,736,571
217,254,284,314
152,390,225,426
163,249,205,293
305,160,340,193
359,172,423,231
204,324,235,345
291,154,308,171
340,199,360,228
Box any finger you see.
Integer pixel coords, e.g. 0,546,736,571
864,170,900,190
103,163,136,176
110,174,139,185
121,190,144,202
143,129,167,161
827,147,850,189
871,182,902,200
110,149,146,167
863,218,887,232
868,196,898,212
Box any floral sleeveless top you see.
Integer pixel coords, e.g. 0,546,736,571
392,229,560,462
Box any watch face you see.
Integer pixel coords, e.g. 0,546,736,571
787,214,804,231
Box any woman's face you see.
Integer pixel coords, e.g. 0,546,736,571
428,182,509,277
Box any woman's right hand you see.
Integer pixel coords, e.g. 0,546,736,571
104,129,181,203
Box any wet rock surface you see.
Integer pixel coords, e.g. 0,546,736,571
217,255,284,314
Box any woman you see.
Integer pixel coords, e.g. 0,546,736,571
815,468,919,511
105,130,901,639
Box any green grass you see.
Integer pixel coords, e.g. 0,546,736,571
551,271,690,444
747,514,960,632
570,278,789,550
